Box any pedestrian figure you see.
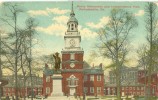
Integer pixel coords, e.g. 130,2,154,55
12,95,15,100
66,93,69,98
6,94,10,100
83,93,85,100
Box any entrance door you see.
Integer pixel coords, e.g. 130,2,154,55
70,88,76,95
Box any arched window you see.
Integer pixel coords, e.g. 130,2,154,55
67,75,78,86
71,24,74,30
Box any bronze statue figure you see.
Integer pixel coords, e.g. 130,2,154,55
53,52,61,72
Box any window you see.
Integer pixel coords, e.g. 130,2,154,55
67,75,78,86
97,87,101,93
68,80,70,85
71,80,75,85
68,80,77,86
71,24,74,27
133,87,135,90
71,28,74,30
46,76,50,82
90,87,94,93
137,87,140,90
90,75,94,81
84,75,88,81
70,53,75,60
46,87,50,94
152,88,155,94
97,75,101,81
84,87,88,93
141,87,144,90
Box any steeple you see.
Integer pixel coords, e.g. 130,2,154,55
67,2,78,32
63,1,82,51
70,1,75,17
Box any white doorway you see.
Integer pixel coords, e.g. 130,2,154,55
70,88,76,95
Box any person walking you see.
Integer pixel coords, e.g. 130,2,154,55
6,94,10,100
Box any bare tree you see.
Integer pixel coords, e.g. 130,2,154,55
24,17,38,100
0,3,39,100
97,9,138,100
0,3,24,99
144,2,158,100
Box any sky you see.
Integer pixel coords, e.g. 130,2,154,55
0,1,158,75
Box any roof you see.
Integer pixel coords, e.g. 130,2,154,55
43,61,103,75
67,2,78,24
43,67,53,76
68,16,78,24
84,67,104,74
83,61,91,69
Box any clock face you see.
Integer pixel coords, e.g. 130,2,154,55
69,39,75,47
70,63,75,68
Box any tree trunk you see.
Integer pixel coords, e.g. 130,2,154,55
116,63,121,100
14,11,19,100
28,30,33,100
24,79,26,100
146,2,154,100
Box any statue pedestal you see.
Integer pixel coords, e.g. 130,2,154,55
51,74,63,96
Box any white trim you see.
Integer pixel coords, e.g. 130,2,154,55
90,87,94,93
90,75,94,81
97,87,101,93
97,75,101,81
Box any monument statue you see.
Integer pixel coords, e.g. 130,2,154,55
51,52,63,96
53,52,61,72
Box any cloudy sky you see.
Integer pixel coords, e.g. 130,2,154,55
1,1,158,73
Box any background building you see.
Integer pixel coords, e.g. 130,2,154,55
2,74,43,97
105,66,145,96
84,66,104,96
138,70,158,96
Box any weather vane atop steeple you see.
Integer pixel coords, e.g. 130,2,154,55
70,1,75,17
72,1,73,12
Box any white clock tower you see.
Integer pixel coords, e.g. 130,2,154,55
64,3,82,51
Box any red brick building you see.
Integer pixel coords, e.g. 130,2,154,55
43,64,104,96
138,70,158,96
43,66,53,96
2,75,42,97
84,67,104,96
105,67,145,96
104,69,158,97
42,3,104,97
